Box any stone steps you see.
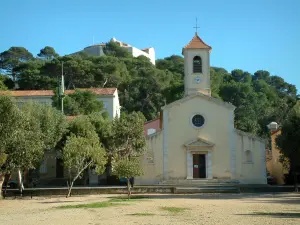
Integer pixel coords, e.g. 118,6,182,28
159,179,241,193
160,179,239,186
174,186,240,194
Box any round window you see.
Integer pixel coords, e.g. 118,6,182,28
192,114,205,128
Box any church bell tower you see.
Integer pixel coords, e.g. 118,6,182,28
182,26,212,96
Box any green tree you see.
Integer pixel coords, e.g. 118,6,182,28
14,60,57,90
0,96,44,195
103,41,132,58
0,153,7,197
111,112,146,157
112,157,143,199
21,102,67,151
156,55,184,75
0,75,14,89
276,103,300,191
52,89,106,116
0,80,7,90
0,47,34,81
37,46,59,60
62,116,107,197
231,69,252,83
0,97,67,196
110,112,146,198
92,56,131,88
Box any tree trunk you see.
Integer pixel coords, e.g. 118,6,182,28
127,178,131,200
294,172,298,192
66,181,74,198
66,162,92,198
3,173,11,196
17,169,24,196
0,173,4,198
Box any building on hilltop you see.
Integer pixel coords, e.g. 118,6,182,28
110,37,156,65
72,37,156,65
137,31,267,185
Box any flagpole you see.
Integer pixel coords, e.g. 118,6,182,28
60,62,65,114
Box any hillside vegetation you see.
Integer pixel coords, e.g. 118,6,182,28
0,42,298,138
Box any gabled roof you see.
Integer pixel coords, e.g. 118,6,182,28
0,88,117,97
183,32,212,53
184,137,215,148
161,92,235,111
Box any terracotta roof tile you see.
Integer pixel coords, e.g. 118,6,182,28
0,90,54,97
0,88,117,97
65,88,116,96
183,33,212,51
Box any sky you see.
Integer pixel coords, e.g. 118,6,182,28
1,0,300,90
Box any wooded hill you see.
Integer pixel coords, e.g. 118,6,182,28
0,42,298,138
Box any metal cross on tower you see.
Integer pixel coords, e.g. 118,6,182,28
193,18,200,34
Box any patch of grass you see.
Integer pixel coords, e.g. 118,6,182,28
108,196,148,202
57,201,115,209
160,207,189,213
57,196,148,209
130,213,156,216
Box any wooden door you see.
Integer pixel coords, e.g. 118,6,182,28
193,154,200,178
199,154,206,178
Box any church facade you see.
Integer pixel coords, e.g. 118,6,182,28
137,33,267,185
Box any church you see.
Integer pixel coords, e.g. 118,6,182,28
137,32,267,185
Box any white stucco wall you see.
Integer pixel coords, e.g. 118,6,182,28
136,132,163,185
126,46,156,65
110,38,155,65
14,92,120,120
138,95,236,184
14,96,53,107
235,132,267,184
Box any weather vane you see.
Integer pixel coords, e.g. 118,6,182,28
193,18,200,34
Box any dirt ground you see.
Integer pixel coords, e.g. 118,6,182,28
0,193,300,225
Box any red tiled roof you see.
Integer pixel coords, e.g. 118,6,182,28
65,88,116,95
0,90,54,97
183,33,212,51
0,88,116,97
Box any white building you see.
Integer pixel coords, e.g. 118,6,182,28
1,88,121,120
110,37,156,65
72,38,156,65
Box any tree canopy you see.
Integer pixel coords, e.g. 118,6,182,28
52,89,107,116
37,46,59,60
276,103,300,170
0,44,298,138
61,115,107,197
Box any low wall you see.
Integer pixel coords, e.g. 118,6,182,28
2,186,174,198
1,185,297,198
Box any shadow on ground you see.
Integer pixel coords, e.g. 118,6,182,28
39,200,85,204
236,212,300,218
125,193,300,205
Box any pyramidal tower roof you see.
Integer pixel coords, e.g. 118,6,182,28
182,32,212,54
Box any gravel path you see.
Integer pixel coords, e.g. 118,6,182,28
0,193,299,225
